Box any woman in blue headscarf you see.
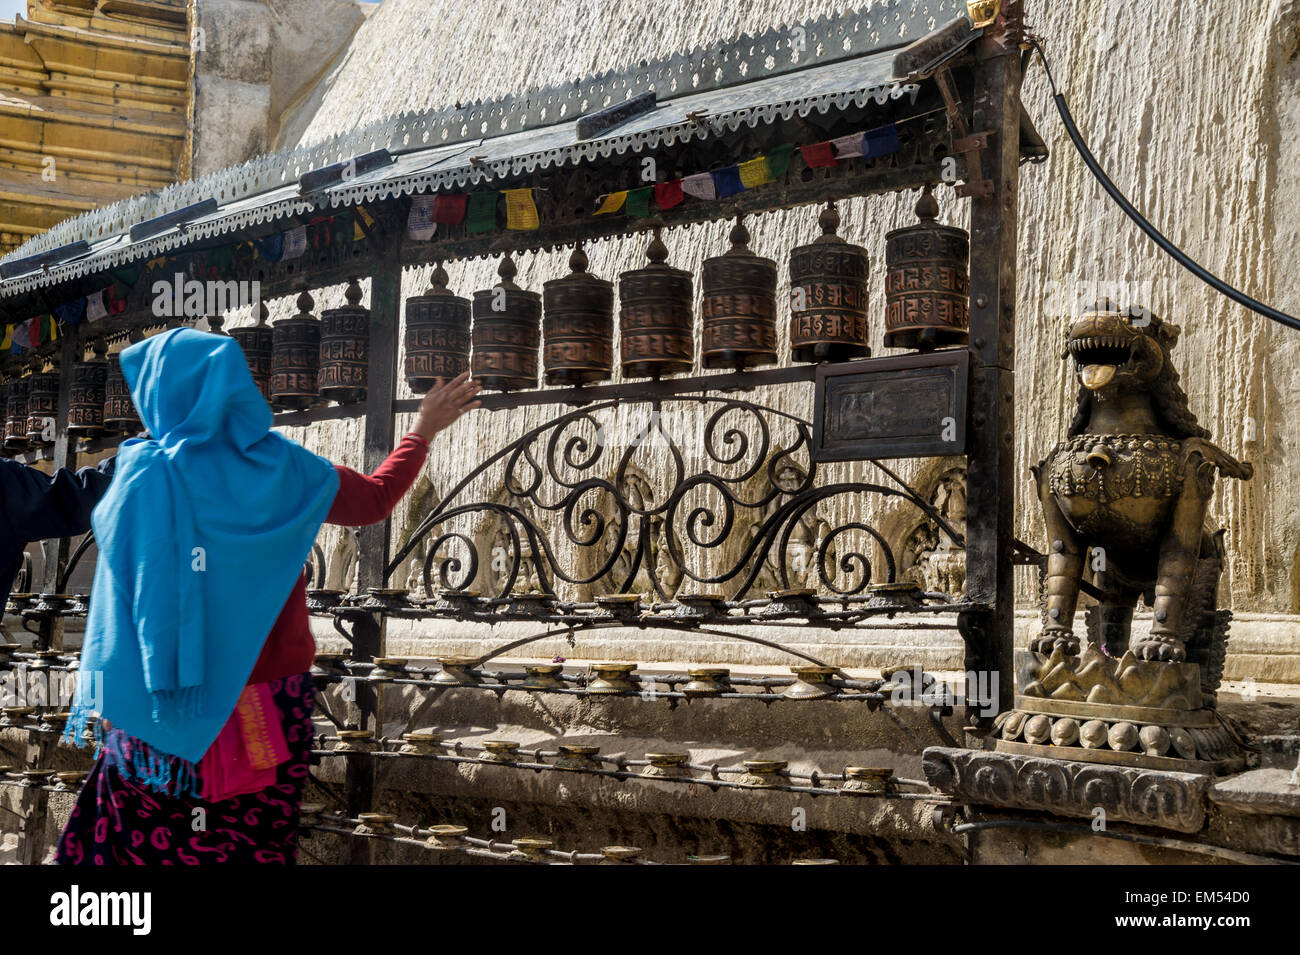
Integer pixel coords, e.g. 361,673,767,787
56,327,479,864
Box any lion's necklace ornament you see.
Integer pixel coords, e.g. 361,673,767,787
994,301,1254,774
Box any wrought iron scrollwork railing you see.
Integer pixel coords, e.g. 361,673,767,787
382,393,967,612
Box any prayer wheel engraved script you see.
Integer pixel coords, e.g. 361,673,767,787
68,341,108,438
271,290,322,411
542,245,614,386
231,305,274,402
619,228,693,378
24,371,59,447
405,265,470,391
103,354,141,435
701,218,777,371
2,377,27,451
883,187,969,351
318,277,370,404
472,250,540,392
789,204,870,364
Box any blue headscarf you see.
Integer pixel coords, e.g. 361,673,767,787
66,328,338,779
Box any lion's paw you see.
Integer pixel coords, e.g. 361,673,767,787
1132,636,1186,663
1029,630,1080,656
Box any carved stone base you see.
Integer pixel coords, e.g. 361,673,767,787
992,650,1252,775
922,746,1210,833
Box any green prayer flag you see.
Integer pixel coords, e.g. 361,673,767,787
467,192,499,233
765,143,796,180
626,186,654,218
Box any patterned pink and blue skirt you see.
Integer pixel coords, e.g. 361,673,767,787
55,672,315,865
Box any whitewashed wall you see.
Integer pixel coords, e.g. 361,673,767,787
266,0,1300,615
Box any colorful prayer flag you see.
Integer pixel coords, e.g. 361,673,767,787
653,180,684,210
863,124,901,158
711,166,744,198
503,188,539,230
681,172,716,201
253,234,284,263
594,191,628,215
54,299,85,326
433,194,468,225
765,143,796,179
800,141,838,168
467,192,498,233
282,226,308,259
625,186,653,218
1,325,11,351
832,132,866,159
407,196,437,240
355,205,375,240
85,289,108,322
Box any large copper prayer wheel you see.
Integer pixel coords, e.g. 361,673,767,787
788,204,870,363
619,228,693,378
24,370,60,447
542,245,613,386
231,303,274,401
103,354,141,435
701,219,777,370
405,265,470,391
318,277,369,404
471,251,540,391
883,188,969,350
67,342,108,438
1,379,25,452
271,290,322,411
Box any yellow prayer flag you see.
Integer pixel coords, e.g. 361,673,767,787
738,156,771,189
503,188,540,230
1,324,12,350
594,191,628,215
355,205,376,240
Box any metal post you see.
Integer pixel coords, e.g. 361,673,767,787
960,26,1023,732
341,250,402,864
36,332,79,652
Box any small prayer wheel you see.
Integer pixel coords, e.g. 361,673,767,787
0,379,24,453
405,264,470,391
618,227,693,378
230,303,274,401
270,289,322,411
471,247,540,391
701,218,777,370
24,368,60,448
542,245,614,386
788,203,870,363
103,352,141,435
883,186,970,350
67,338,108,439
318,277,369,404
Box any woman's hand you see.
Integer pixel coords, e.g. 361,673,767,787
412,371,482,442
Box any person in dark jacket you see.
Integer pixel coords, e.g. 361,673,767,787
0,456,115,608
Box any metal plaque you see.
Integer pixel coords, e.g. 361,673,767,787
813,351,968,460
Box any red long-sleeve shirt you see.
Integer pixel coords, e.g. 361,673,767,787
245,433,430,684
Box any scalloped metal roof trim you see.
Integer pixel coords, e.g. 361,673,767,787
2,0,965,265
0,78,919,296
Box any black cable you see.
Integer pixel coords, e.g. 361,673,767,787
1025,35,1300,333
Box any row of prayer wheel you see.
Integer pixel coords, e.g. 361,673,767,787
1,343,143,452
404,189,969,392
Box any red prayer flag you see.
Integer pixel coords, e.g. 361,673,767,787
433,194,468,225
653,180,685,210
800,141,838,168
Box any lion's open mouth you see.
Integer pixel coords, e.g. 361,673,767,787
1067,335,1134,390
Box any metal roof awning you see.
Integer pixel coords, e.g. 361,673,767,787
0,0,1039,305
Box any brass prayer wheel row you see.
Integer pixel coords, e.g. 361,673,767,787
229,277,370,410
401,198,968,394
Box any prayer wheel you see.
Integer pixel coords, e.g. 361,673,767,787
271,290,322,411
230,303,274,402
542,244,613,386
883,186,969,350
67,338,108,439
318,277,369,404
404,264,470,391
471,248,540,392
619,227,693,378
103,353,141,435
0,379,23,453
701,217,778,370
788,203,870,363
24,368,60,448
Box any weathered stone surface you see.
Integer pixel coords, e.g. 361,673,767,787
1209,768,1300,817
923,745,1211,833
